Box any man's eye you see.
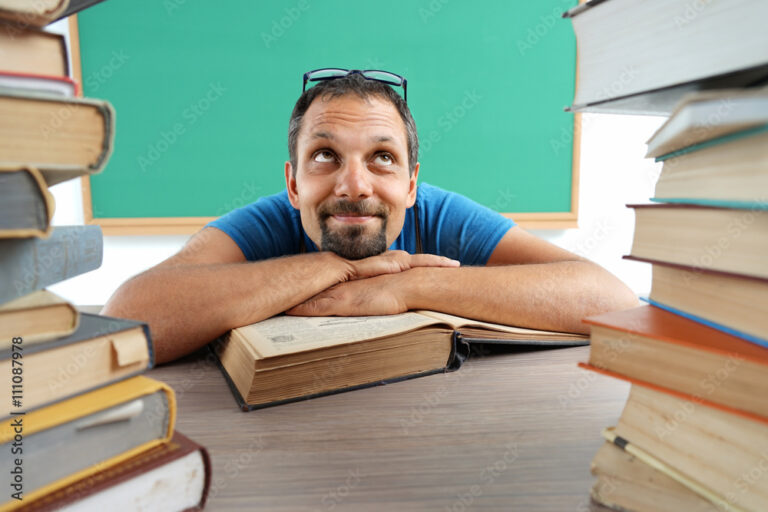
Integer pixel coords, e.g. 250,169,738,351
374,153,394,165
313,150,335,163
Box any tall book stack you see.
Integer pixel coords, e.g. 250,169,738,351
0,3,210,510
564,0,768,511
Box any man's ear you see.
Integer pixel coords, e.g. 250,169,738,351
406,162,420,207
285,161,300,209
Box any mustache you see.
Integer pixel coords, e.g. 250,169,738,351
318,200,388,219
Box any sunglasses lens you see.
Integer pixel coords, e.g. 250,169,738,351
306,68,349,81
362,70,403,85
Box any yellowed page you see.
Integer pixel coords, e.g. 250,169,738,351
236,313,441,359
415,310,574,336
0,289,67,311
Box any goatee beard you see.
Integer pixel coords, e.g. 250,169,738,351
318,200,389,260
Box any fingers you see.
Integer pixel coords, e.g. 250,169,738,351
407,253,461,269
351,251,459,280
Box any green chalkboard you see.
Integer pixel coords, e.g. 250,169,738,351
77,0,577,228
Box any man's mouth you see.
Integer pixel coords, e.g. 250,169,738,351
329,214,376,224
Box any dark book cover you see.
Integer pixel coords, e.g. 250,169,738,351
0,225,103,304
0,167,54,238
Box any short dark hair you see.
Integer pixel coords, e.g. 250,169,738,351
288,74,418,176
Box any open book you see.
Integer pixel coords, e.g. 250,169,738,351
212,311,588,411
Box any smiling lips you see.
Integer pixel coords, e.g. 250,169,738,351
330,214,376,224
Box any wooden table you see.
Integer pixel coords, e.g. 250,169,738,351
146,344,630,511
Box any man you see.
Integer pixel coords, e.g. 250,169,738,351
103,69,637,364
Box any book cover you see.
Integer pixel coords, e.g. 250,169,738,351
612,384,768,511
637,258,768,345
0,0,107,27
0,312,154,415
215,311,587,411
15,431,210,512
0,290,78,346
0,91,115,186
564,0,768,114
590,440,722,512
0,71,78,97
0,376,176,511
0,23,68,76
645,88,768,158
583,305,768,417
0,225,103,305
628,204,768,280
0,0,67,28
0,167,54,239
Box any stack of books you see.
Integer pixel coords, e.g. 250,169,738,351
0,5,210,510
565,1,768,511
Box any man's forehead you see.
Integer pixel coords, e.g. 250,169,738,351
300,94,407,144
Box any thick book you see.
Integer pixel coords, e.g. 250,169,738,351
610,384,768,512
563,0,768,114
0,0,106,27
0,71,77,97
0,376,176,510
0,166,54,238
627,204,768,280
640,259,768,345
0,312,153,416
16,431,210,512
0,225,103,305
0,91,115,186
590,441,721,512
645,88,768,158
582,305,768,418
0,289,78,346
0,23,68,76
650,126,768,207
213,311,588,411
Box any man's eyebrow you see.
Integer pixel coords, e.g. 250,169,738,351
311,131,334,140
372,135,394,143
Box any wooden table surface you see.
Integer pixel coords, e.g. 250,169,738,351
146,344,630,511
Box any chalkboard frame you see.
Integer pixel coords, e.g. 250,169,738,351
70,12,581,235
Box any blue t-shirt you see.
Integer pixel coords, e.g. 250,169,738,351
206,183,515,265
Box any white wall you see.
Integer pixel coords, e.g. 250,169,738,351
47,112,665,306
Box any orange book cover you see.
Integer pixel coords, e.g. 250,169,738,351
583,305,768,365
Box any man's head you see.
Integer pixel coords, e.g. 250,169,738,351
285,73,420,260
288,73,418,177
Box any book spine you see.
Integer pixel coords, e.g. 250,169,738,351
0,225,103,304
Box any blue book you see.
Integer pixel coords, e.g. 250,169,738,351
0,225,103,305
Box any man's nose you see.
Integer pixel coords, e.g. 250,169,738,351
334,158,373,200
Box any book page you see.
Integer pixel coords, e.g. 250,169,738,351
416,310,578,337
236,313,441,358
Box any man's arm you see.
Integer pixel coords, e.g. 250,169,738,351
102,227,458,364
288,226,639,333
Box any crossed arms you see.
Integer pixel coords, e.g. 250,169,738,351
102,225,638,364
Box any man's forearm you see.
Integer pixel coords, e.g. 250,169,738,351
401,262,639,333
102,252,350,364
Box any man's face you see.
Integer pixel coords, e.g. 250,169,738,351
286,94,419,260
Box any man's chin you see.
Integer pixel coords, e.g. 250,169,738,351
320,225,388,260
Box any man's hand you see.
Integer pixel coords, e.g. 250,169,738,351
345,250,458,280
286,252,456,317
287,272,408,317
